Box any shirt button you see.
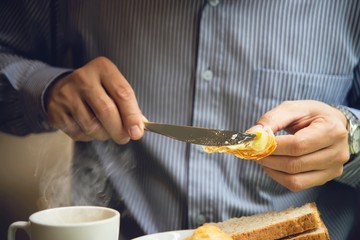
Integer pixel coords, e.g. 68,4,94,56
208,0,220,7
195,214,207,226
202,70,213,81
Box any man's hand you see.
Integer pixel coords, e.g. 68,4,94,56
46,57,145,144
256,100,349,192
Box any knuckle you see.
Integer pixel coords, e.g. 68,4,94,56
61,122,85,141
83,124,110,141
90,127,109,141
332,122,348,140
96,97,117,116
113,85,135,102
114,136,130,145
62,121,79,134
66,129,83,141
93,56,115,74
53,82,72,100
97,133,110,141
72,112,98,136
83,120,100,135
285,159,302,174
70,134,83,142
280,100,296,110
72,69,88,84
260,111,276,123
110,123,130,144
328,146,350,165
290,137,307,156
94,56,111,66
123,112,141,125
286,176,304,192
73,70,97,91
334,166,344,178
338,150,350,164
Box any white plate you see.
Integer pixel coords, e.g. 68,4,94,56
132,230,194,240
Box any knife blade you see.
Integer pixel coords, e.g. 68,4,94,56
144,122,256,146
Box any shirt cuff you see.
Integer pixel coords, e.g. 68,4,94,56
336,153,360,188
348,107,360,119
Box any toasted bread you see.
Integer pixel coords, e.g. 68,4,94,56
207,203,329,240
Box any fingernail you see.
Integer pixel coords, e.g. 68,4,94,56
129,125,142,139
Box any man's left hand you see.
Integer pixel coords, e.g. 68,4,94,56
256,100,349,192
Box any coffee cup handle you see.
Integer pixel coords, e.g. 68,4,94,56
7,221,31,240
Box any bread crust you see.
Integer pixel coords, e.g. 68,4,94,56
281,220,330,240
230,211,321,240
284,232,330,240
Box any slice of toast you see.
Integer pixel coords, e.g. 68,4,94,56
210,203,327,240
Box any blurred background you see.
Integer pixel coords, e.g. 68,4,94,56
0,131,73,240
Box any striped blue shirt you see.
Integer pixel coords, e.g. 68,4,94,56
1,1,360,239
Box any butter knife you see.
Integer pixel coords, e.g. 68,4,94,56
144,122,256,146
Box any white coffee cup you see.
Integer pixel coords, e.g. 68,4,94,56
8,206,120,240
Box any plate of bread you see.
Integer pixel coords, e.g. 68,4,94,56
133,202,329,240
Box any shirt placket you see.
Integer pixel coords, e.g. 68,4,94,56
188,0,224,228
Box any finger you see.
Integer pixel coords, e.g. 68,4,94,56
262,165,343,192
259,147,346,174
74,60,130,143
83,88,131,144
71,100,110,141
48,91,106,142
272,132,330,157
57,112,91,141
96,60,144,140
47,101,81,135
272,117,346,157
256,101,311,133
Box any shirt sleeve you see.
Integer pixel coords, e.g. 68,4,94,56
348,61,360,111
0,1,72,135
335,62,360,189
0,51,71,135
336,153,360,189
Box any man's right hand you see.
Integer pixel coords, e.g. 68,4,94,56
46,56,145,144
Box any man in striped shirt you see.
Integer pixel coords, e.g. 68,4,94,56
1,1,359,239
